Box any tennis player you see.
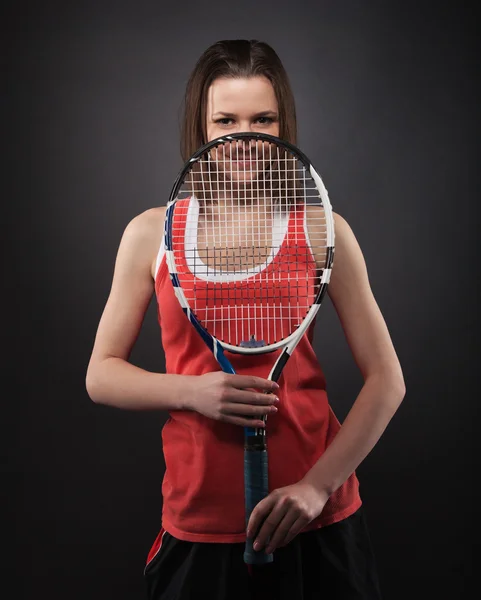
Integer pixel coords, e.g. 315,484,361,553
86,39,405,600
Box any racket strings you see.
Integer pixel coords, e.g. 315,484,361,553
172,139,329,347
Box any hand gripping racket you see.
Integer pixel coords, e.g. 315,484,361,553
164,132,335,565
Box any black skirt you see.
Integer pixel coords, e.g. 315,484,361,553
144,506,383,600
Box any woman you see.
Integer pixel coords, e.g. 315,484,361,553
86,39,405,599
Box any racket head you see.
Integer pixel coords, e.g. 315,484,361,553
165,132,335,355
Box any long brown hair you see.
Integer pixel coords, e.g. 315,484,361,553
180,39,297,160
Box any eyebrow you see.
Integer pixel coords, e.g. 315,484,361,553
211,110,278,118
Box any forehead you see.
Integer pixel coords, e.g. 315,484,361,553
206,76,278,114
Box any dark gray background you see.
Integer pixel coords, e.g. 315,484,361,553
4,1,478,598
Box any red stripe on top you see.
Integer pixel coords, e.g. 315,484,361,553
145,528,166,568
153,198,361,543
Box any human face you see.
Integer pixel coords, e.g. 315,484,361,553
205,76,280,141
205,77,280,185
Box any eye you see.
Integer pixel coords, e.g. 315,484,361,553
256,116,274,125
216,118,234,126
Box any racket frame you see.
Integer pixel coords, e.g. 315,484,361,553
164,132,335,565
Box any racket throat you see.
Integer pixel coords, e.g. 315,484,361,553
268,347,291,382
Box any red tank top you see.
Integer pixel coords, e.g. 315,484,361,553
154,199,361,543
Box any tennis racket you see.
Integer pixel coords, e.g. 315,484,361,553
164,132,335,565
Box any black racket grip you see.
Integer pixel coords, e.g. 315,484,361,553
243,447,273,564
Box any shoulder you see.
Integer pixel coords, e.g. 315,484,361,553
305,207,362,273
333,211,354,240
118,206,167,279
124,206,167,239
328,211,371,299
305,206,359,249
332,211,365,261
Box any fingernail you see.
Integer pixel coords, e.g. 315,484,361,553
254,541,261,551
273,396,280,403
270,406,278,412
266,546,273,554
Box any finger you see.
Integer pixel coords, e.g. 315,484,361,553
220,404,277,419
264,512,304,553
225,415,266,428
230,375,280,393
271,515,309,551
246,495,276,540
228,389,279,406
252,500,289,552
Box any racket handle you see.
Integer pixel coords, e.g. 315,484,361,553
243,447,273,564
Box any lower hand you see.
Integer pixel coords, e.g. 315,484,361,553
246,480,330,554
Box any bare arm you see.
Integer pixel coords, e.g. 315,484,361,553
244,211,407,552
85,207,279,418
85,207,192,410
302,212,406,495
